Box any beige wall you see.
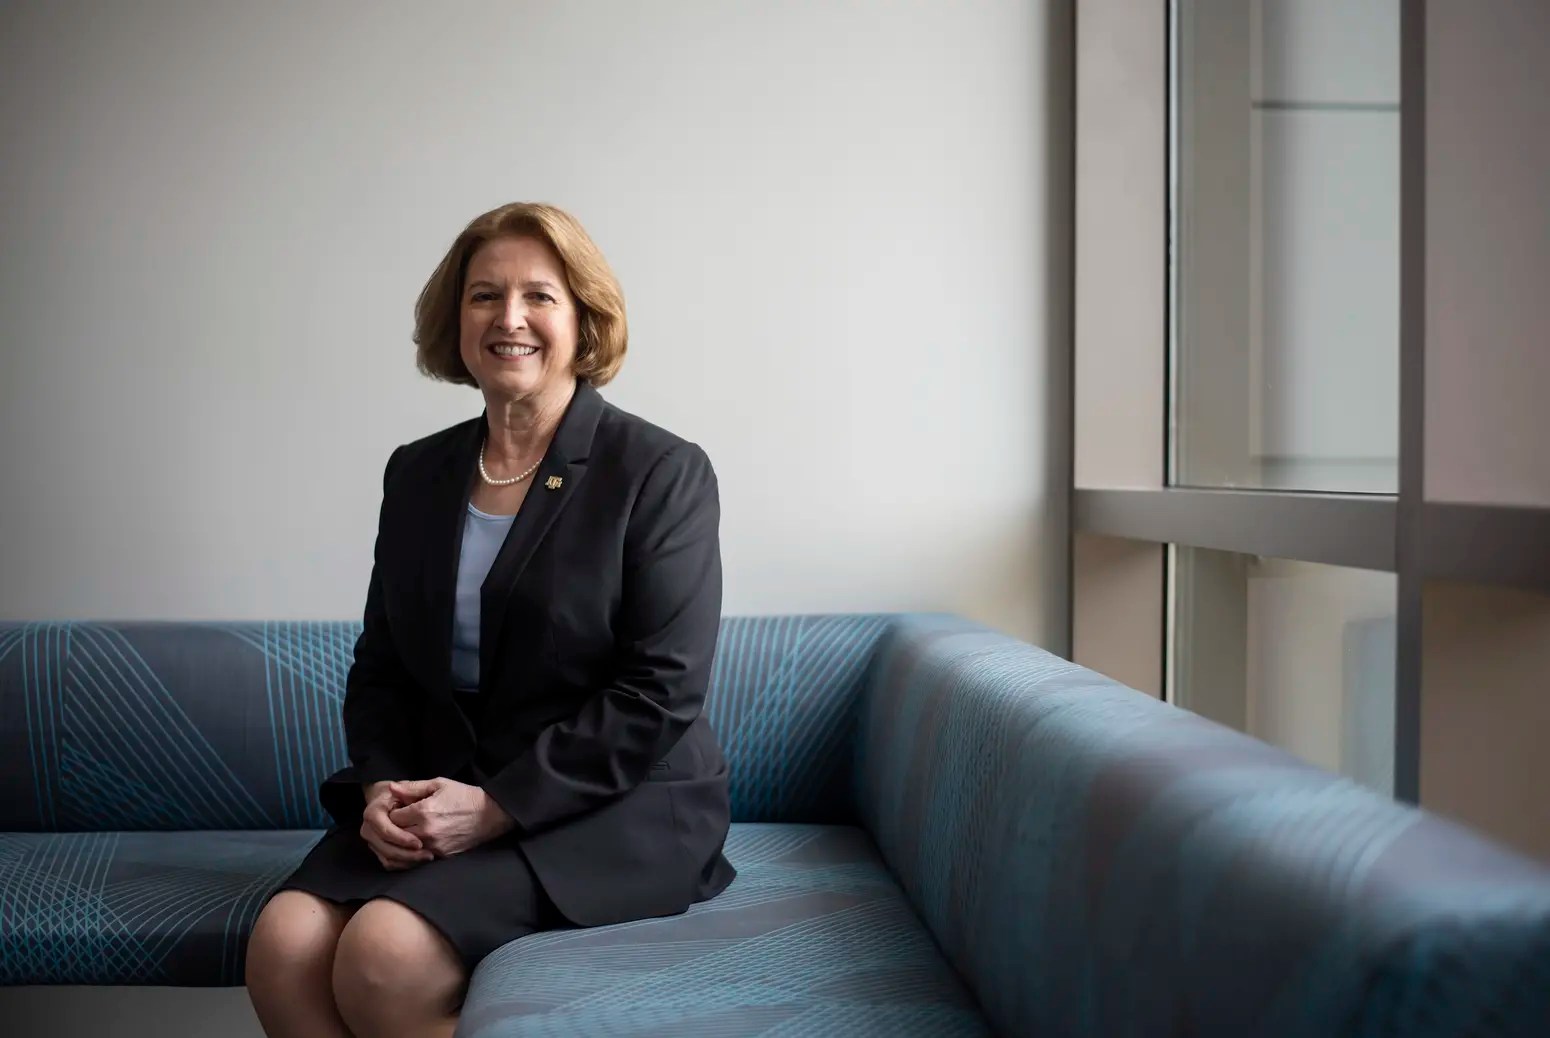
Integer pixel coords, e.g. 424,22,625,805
1070,0,1164,687
0,0,1070,650
1072,533,1163,697
1424,2,1550,507
1421,581,1550,862
1414,0,1550,863
1073,0,1165,490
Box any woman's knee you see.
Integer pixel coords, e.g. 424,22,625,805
332,898,466,1022
246,890,352,989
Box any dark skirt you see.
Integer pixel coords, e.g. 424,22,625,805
273,690,571,971
273,824,570,971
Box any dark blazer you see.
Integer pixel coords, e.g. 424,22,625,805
318,382,735,926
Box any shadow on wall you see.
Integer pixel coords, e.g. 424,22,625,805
1039,0,1075,660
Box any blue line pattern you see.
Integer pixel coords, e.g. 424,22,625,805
0,621,355,832
0,829,318,985
706,615,890,823
853,615,1550,1038
2,613,1548,1038
458,824,989,1038
217,622,355,827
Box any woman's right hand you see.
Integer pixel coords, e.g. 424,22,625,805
360,781,435,871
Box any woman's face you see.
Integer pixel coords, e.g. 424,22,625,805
458,235,580,403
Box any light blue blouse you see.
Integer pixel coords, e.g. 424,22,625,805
451,502,517,692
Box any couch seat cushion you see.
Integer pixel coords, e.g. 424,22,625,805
458,823,989,1037
0,829,318,985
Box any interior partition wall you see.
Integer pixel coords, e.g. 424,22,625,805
1071,0,1550,861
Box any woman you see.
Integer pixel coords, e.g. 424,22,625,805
246,202,736,1038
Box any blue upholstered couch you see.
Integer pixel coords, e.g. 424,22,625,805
2,614,1549,1036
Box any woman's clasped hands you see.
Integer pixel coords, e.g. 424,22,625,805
359,777,517,871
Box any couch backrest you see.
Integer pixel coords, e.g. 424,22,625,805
855,614,1550,1038
706,614,889,823
0,615,887,831
0,622,356,830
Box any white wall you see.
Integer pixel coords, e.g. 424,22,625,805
0,2,1068,1032
0,0,1068,650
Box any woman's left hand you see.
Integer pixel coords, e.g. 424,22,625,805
386,777,516,858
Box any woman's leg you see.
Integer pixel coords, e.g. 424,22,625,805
246,890,359,1038
332,898,468,1038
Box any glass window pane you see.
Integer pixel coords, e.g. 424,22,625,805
1171,546,1397,794
1170,0,1400,492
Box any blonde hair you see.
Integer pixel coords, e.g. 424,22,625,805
414,202,627,387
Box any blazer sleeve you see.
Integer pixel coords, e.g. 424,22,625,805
320,446,421,826
479,442,723,834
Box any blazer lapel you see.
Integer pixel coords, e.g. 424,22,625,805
478,382,605,693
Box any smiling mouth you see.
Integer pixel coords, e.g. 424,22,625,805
489,344,539,358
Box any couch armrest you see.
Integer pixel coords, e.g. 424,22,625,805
856,614,1550,1038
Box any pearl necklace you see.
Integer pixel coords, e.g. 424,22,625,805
478,443,542,486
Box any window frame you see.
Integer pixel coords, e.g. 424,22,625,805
1069,0,1549,806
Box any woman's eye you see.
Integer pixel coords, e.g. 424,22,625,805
530,293,554,303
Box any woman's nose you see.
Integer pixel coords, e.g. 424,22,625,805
498,297,526,330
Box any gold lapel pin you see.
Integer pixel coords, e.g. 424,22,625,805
545,476,564,490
